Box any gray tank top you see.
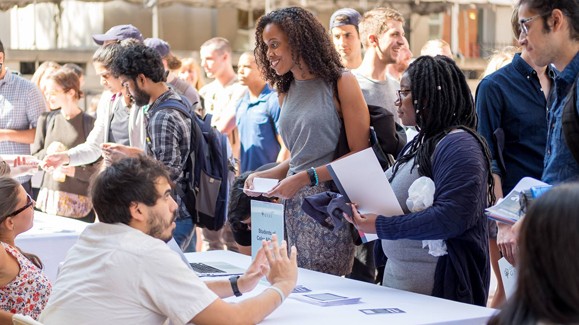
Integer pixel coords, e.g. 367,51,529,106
280,78,341,174
381,157,439,295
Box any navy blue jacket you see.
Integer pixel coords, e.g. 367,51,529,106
376,132,490,306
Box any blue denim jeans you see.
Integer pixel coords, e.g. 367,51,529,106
173,218,197,252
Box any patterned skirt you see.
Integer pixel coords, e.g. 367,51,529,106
284,182,355,276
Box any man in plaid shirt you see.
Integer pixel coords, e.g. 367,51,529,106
0,39,46,193
110,42,193,246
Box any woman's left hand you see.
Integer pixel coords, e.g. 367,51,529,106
265,172,309,199
343,204,378,234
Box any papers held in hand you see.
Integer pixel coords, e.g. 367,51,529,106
327,148,403,242
244,177,279,196
486,177,549,225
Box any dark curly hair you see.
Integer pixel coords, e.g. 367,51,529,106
90,155,171,225
391,55,495,205
110,41,166,83
254,7,344,93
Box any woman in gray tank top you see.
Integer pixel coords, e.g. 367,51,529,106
244,7,370,276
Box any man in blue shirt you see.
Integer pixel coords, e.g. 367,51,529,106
476,50,550,197
220,52,285,173
517,0,579,185
476,12,552,306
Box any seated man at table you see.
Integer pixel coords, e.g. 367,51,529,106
39,155,297,325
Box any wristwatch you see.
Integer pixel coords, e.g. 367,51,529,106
229,275,242,297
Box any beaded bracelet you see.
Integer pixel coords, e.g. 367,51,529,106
307,167,319,186
266,286,286,303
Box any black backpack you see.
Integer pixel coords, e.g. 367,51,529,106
332,79,407,170
333,103,407,171
154,99,234,231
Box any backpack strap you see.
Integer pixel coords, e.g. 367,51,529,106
562,77,579,164
154,98,192,119
43,110,59,138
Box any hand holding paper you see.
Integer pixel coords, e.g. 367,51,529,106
264,173,309,199
244,177,279,196
328,148,403,241
342,204,378,234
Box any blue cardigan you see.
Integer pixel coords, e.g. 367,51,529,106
376,131,490,306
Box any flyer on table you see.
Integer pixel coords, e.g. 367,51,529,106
251,200,284,259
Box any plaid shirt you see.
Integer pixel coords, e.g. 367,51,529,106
145,89,191,220
0,70,46,183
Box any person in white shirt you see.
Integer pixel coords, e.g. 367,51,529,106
40,155,297,325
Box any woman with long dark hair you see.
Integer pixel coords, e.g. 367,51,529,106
344,55,495,306
245,7,370,275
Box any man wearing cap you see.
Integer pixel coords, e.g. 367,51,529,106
330,8,363,70
0,39,46,194
354,7,405,123
43,28,146,171
92,24,144,46
144,38,200,111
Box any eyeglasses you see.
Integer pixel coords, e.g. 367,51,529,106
519,15,540,35
396,89,411,102
4,193,34,219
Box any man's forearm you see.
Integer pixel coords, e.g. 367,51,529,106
0,128,36,144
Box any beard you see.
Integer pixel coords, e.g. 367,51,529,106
147,210,176,243
132,82,151,107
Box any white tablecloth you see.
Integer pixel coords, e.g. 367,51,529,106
14,211,88,283
186,250,496,325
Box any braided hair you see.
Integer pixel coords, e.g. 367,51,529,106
391,55,495,205
254,7,343,93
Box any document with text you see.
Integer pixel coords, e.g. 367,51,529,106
251,200,284,259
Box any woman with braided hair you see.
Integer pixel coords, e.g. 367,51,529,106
245,7,370,276
344,55,495,306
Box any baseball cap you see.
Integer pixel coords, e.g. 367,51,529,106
144,38,171,58
92,24,144,45
329,8,361,30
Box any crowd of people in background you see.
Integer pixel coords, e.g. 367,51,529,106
0,0,578,323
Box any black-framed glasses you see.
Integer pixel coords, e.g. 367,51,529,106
396,89,411,102
519,14,540,35
5,193,34,219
